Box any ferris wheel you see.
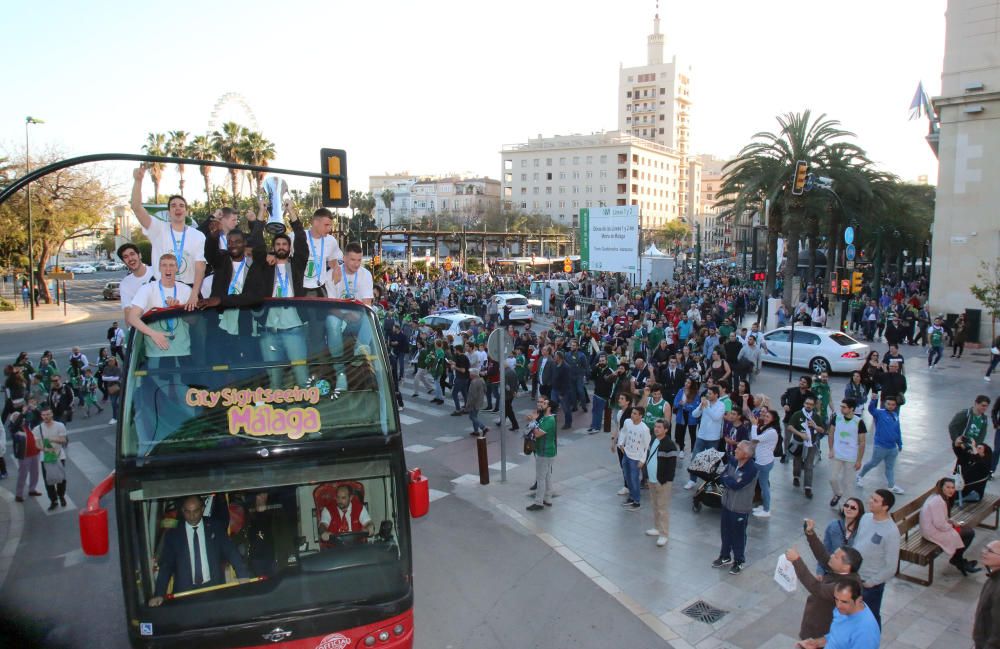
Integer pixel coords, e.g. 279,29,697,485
207,92,260,133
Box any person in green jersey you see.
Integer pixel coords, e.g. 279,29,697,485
927,316,946,368
643,384,670,430
527,396,558,511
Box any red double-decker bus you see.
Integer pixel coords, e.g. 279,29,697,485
81,298,428,649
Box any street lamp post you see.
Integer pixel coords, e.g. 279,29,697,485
25,116,44,320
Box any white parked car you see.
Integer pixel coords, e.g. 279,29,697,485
67,264,97,274
760,326,869,375
493,293,533,323
418,310,484,340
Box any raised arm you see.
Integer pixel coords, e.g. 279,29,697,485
130,167,153,230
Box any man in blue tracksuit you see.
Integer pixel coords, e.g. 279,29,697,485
856,395,904,494
713,440,759,575
550,351,574,430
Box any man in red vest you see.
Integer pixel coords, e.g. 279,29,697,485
319,485,373,542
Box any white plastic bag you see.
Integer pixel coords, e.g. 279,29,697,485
774,555,798,593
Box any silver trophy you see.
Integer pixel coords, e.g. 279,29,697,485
262,176,289,235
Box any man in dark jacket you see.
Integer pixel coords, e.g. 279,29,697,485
550,351,574,430
973,539,1000,649
713,440,759,575
48,375,75,424
788,519,865,640
780,376,815,462
589,354,614,433
660,357,686,405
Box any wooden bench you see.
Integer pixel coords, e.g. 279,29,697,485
892,487,1000,586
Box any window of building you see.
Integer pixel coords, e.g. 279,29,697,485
707,193,714,200
504,172,512,183
559,157,566,165
585,200,593,208
586,156,592,164
659,128,664,134
546,158,552,166
618,153,627,164
572,156,579,165
520,173,527,181
546,172,552,180
627,76,633,82
559,172,567,180
626,116,632,123
533,172,539,181
545,201,552,208
558,200,565,208
533,159,540,167
599,185,607,193
520,187,527,195
632,154,639,164
520,160,527,168
503,187,511,198
559,186,566,194
585,170,593,178
599,170,607,178
659,114,665,121
533,187,539,195
707,185,713,191
626,105,631,113
572,171,580,179
585,185,592,193
600,154,607,164
626,91,632,98
572,201,579,208
545,186,552,194
520,202,527,209
572,186,579,194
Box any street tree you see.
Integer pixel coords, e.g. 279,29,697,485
380,188,395,227
970,259,1000,339
239,130,276,196
211,121,248,199
142,133,167,202
717,111,867,306
186,134,215,202
166,130,190,196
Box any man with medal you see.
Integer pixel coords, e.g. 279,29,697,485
127,254,193,358
130,167,206,310
196,198,267,366
242,199,311,388
325,242,375,360
292,208,342,353
197,206,241,298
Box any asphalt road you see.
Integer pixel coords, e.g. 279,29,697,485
0,314,672,649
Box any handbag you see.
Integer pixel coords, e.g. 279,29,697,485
523,436,535,455
774,555,798,593
43,459,65,485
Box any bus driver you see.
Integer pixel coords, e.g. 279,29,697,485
319,485,374,543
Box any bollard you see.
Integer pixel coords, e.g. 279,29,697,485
476,435,490,485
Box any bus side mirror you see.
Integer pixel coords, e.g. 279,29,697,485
80,472,115,556
408,468,429,518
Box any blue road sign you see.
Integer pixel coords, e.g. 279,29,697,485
844,226,855,245
845,244,856,261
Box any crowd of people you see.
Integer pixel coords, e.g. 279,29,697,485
2,166,1000,646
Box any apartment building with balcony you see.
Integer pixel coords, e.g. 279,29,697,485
370,174,500,228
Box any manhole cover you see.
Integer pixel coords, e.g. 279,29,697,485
681,600,728,624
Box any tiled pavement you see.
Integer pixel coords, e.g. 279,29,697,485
444,344,997,649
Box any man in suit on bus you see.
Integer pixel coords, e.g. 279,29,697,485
149,495,250,606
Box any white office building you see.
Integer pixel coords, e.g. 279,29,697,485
500,131,700,230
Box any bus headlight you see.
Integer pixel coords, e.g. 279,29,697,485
364,636,376,647
393,624,404,636
378,630,390,641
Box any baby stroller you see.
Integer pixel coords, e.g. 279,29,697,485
688,448,726,513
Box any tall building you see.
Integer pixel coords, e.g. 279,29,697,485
500,131,694,231
928,0,1000,345
618,8,694,215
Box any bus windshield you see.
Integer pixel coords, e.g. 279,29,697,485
125,455,410,633
122,299,396,457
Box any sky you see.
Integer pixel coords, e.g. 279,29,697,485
2,0,947,203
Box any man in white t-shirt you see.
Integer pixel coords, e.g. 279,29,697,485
127,254,194,358
292,208,343,297
325,242,374,359
117,242,154,322
130,167,206,309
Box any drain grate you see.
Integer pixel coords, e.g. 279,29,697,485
681,600,728,624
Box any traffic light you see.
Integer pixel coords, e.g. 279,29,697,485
372,255,381,266
851,271,864,294
320,148,349,208
563,256,572,273
791,160,808,196
829,272,838,296
444,256,453,271
752,271,766,282
113,217,121,236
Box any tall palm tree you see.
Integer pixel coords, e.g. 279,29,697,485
142,133,168,202
211,121,247,200
187,135,215,202
716,111,865,306
166,130,190,196
238,130,276,196
380,188,395,228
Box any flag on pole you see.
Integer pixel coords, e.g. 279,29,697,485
908,82,932,120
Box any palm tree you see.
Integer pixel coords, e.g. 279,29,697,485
238,131,276,197
211,121,247,200
380,188,395,228
717,111,866,306
187,135,215,202
142,133,167,202
166,131,190,196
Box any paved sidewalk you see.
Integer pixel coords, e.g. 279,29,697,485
449,342,994,649
0,303,89,332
